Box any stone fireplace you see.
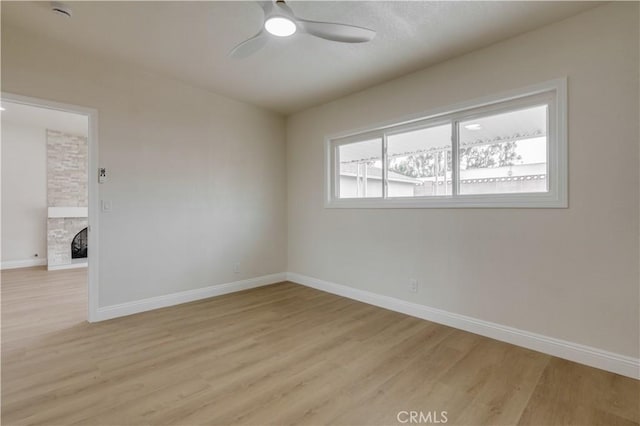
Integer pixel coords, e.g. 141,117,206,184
46,130,88,270
47,211,88,267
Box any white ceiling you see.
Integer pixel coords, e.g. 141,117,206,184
1,101,89,136
1,1,599,115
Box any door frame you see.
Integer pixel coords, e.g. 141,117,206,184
2,92,100,322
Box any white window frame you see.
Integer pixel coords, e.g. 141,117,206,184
325,78,567,208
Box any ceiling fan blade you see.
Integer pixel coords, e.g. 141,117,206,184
299,19,375,43
257,1,273,16
229,31,268,58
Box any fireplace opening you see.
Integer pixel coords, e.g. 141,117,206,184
71,227,88,259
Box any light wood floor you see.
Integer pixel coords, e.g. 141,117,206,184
2,267,638,426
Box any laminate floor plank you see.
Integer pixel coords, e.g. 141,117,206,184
2,267,638,425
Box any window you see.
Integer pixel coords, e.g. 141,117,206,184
338,137,382,198
326,79,567,208
387,123,452,197
458,105,548,196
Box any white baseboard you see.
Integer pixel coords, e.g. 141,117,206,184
1,258,47,270
94,273,287,322
48,262,88,271
286,272,640,380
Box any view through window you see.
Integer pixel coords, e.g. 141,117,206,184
328,81,565,208
387,124,452,197
458,105,547,195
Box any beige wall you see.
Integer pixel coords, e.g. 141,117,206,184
1,26,287,307
1,122,47,263
287,3,639,358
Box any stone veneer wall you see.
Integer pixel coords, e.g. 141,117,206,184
47,130,88,268
47,218,88,266
47,130,88,207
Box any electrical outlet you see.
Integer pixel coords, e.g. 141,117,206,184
409,278,418,293
233,262,240,274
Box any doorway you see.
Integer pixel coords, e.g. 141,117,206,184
1,93,98,321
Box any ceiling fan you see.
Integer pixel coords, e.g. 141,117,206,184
229,0,376,58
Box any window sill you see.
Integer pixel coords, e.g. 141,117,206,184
325,193,568,209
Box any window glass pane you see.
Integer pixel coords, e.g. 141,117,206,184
338,138,382,198
458,105,548,195
387,124,452,197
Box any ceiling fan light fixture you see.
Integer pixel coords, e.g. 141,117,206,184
229,1,375,58
265,16,297,37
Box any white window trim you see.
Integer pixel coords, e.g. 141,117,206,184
324,78,567,209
